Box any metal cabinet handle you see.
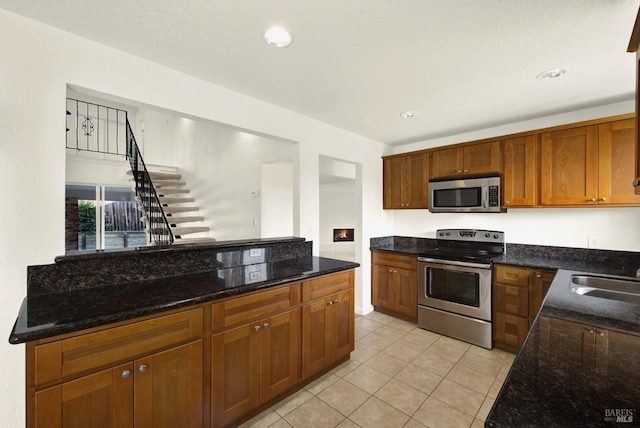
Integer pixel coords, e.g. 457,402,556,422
263,322,270,329
536,274,542,278
138,364,148,373
254,325,261,332
598,197,607,202
457,170,462,174
463,169,468,173
333,299,339,305
587,198,596,202
588,329,594,334
598,331,604,337
122,370,131,379
505,201,510,205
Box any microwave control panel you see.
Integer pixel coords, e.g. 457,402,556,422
488,185,499,207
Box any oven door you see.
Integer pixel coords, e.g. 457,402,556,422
418,258,492,321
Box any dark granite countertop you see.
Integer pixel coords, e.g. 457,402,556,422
486,269,640,427
10,256,359,344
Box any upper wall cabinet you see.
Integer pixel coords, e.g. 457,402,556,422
502,135,539,207
383,152,429,209
540,119,639,206
627,10,640,194
431,141,501,178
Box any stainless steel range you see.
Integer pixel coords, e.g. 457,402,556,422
417,229,505,349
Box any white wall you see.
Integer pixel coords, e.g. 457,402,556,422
261,160,294,237
0,9,390,427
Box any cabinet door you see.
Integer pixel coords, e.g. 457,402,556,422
463,141,501,175
211,324,261,427
431,147,463,178
135,340,203,428
372,265,394,310
34,363,133,428
595,329,640,401
34,363,134,428
261,309,300,402
538,317,596,373
406,153,429,208
395,268,417,318
503,135,538,207
331,290,355,362
598,118,639,205
540,126,599,205
383,157,406,209
301,298,332,380
529,269,555,324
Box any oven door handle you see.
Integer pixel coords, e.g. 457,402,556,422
418,257,491,270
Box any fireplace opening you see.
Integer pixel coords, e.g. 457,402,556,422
333,228,354,242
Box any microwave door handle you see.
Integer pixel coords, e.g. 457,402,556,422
483,186,488,209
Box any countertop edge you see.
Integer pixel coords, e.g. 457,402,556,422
9,259,359,345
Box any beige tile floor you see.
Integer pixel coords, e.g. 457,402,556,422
239,311,515,428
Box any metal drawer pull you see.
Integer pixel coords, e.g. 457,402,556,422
263,322,270,328
122,370,131,379
138,364,148,373
254,325,261,332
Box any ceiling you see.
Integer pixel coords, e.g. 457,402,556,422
2,0,639,145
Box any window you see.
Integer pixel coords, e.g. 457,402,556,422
65,184,147,253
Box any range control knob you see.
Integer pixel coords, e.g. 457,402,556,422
446,232,451,236
439,232,444,236
485,233,491,238
493,234,499,239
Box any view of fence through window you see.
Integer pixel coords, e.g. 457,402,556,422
66,185,148,252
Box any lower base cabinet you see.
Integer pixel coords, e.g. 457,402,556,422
211,308,299,427
25,269,355,428
301,289,354,380
33,340,203,428
493,265,555,352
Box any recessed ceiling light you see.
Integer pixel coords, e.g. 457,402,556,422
400,111,417,118
536,67,567,80
264,26,292,48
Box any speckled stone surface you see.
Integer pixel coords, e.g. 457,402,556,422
497,243,640,277
486,269,640,428
28,237,310,294
10,237,359,344
369,236,436,255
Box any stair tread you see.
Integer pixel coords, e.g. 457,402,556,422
166,216,205,224
156,189,190,195
127,170,181,180
163,206,199,214
171,226,210,235
157,196,195,204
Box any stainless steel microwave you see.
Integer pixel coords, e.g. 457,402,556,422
428,174,503,213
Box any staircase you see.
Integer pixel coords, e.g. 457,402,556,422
130,170,215,245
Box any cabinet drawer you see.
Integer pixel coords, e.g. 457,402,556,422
372,252,417,270
494,312,529,347
495,284,529,317
211,283,300,331
34,307,203,386
494,265,530,287
302,270,354,302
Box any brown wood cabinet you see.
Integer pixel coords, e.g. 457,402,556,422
29,308,204,428
210,284,300,427
371,251,417,320
541,120,638,206
538,316,640,381
502,135,539,207
627,14,640,194
493,265,555,352
431,141,500,178
383,152,429,209
211,308,299,427
301,270,355,380
27,268,356,428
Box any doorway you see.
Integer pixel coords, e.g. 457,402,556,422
319,156,360,262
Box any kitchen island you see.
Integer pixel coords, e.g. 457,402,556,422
10,237,360,428
486,269,640,427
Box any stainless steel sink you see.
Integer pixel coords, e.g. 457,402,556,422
570,274,640,305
